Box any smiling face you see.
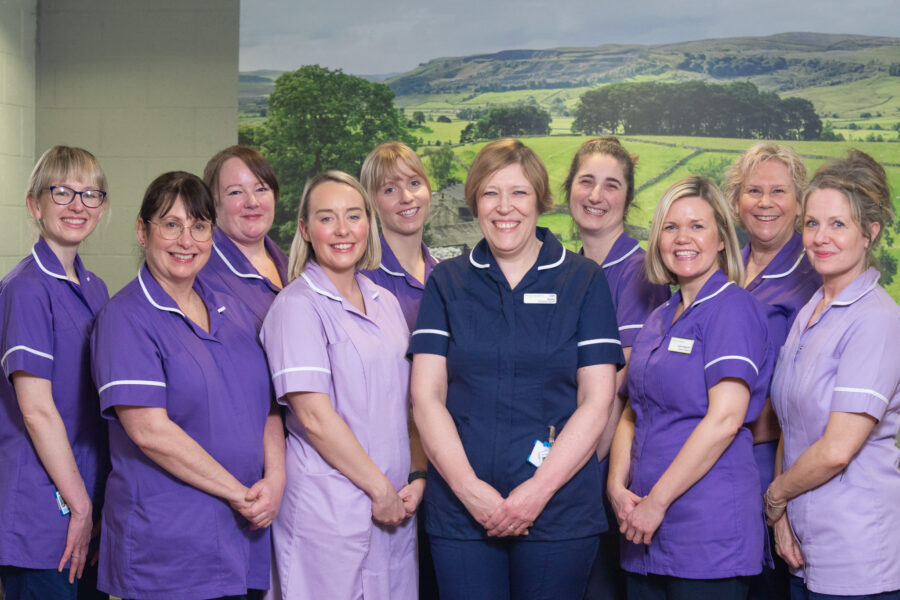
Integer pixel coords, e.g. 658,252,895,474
659,196,725,294
476,163,540,261
137,197,213,292
26,175,106,253
739,159,800,252
569,153,628,238
214,157,275,248
802,187,876,291
373,160,431,237
299,181,369,279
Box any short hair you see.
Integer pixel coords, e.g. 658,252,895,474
138,171,216,227
562,137,638,216
724,142,807,226
202,145,280,203
27,146,108,235
802,150,893,266
464,138,552,217
646,176,744,286
287,170,381,282
359,141,431,199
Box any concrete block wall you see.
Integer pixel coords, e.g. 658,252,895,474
1,0,239,292
0,0,37,277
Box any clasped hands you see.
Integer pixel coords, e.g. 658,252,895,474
462,477,552,538
608,484,667,545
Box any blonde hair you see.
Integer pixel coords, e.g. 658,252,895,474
359,141,431,199
724,142,807,227
287,170,381,282
26,146,108,236
802,150,893,266
646,176,744,286
464,138,552,217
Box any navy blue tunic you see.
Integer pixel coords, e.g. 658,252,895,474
409,227,624,541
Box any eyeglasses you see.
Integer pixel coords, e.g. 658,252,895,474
44,185,107,208
147,218,214,242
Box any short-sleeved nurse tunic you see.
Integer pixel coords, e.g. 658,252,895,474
622,270,772,579
594,233,670,348
771,267,900,596
0,239,109,569
361,233,438,332
91,265,272,600
260,260,415,600
409,227,625,541
200,228,288,331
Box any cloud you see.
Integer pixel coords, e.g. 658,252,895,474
239,0,899,74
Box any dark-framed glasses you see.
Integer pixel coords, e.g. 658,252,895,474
148,218,214,242
44,185,107,208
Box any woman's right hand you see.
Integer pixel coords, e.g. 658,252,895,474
458,478,505,528
773,512,804,569
371,481,407,527
607,481,642,526
58,502,92,583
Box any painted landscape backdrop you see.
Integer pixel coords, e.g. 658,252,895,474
238,32,900,298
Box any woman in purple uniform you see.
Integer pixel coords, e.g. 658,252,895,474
725,142,821,600
766,151,900,599
608,176,772,600
359,141,439,331
563,137,670,600
359,142,439,596
200,146,288,331
91,172,284,599
0,146,110,600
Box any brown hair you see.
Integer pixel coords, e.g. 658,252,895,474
464,138,552,217
802,150,893,265
203,145,280,203
562,137,638,216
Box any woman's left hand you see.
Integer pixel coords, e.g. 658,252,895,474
397,479,426,518
241,475,286,530
484,477,552,537
621,494,666,545
772,512,804,569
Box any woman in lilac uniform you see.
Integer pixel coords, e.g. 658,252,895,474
563,137,670,599
0,146,109,599
260,170,423,599
91,172,283,600
765,151,900,599
359,141,439,331
725,143,821,600
608,176,772,600
200,146,288,331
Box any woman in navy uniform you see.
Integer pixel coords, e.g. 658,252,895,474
409,139,623,600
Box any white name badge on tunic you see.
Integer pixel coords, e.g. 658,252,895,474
668,337,695,354
523,293,557,304
527,440,551,467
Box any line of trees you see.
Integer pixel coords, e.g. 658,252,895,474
459,105,551,143
572,81,822,140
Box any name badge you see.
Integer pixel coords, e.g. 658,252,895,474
527,440,551,467
668,337,695,354
524,293,557,305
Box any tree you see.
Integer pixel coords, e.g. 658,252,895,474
424,146,456,190
412,111,426,126
260,65,416,246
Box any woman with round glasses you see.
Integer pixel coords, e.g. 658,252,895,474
200,146,288,331
90,172,279,599
0,146,110,599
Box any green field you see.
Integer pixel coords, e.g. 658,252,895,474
420,133,900,300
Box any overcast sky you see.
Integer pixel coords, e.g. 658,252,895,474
239,0,898,76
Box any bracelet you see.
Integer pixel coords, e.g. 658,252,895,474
408,470,427,484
